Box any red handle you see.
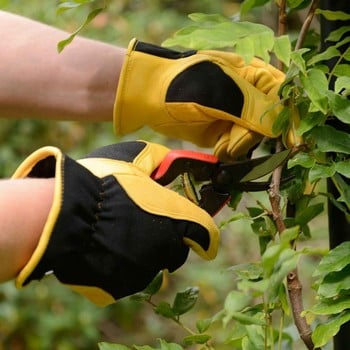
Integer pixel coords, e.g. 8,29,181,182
152,150,218,185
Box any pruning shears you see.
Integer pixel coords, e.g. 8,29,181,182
152,149,291,216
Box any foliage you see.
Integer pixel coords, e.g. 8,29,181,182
1,0,349,349
98,2,350,350
304,241,350,348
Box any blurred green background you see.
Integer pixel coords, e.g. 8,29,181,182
0,1,328,349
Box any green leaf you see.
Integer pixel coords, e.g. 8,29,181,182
273,35,292,67
237,278,268,295
130,271,163,301
290,49,310,74
272,107,291,136
163,16,275,63
316,9,350,21
57,7,104,52
155,301,177,319
309,163,336,183
300,68,329,113
226,323,247,344
326,26,350,42
311,125,350,154
280,225,300,244
240,149,291,182
236,29,274,63
288,152,316,169
261,227,298,277
134,346,155,350
228,312,265,326
249,213,276,255
334,76,350,95
229,263,263,281
317,264,350,298
295,203,324,226
334,64,350,78
219,212,249,229
240,0,270,15
158,339,184,350
131,271,163,301
296,111,326,135
322,191,350,217
56,1,82,14
224,290,252,315
262,244,283,277
267,249,299,301
312,312,350,348
310,295,350,315
144,271,163,295
188,12,228,23
172,287,199,315
336,160,350,178
327,91,350,123
314,241,350,277
196,318,212,333
333,173,350,210
279,283,291,316
244,325,266,349
182,334,211,345
307,45,340,65
98,343,130,350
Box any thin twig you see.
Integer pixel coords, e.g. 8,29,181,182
295,0,320,50
276,0,287,70
269,141,286,233
277,0,287,37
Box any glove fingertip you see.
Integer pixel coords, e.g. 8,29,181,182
183,219,220,260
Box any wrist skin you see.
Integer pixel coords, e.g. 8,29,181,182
0,178,54,282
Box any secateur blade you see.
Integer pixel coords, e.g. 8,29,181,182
152,148,292,216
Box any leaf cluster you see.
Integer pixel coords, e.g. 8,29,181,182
53,1,350,349
303,242,350,348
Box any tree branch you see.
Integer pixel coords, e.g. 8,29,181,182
272,1,322,348
268,140,318,350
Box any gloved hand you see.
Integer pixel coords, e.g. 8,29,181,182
114,39,298,161
12,141,219,307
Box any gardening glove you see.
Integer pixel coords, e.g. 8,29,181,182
114,39,299,161
12,141,219,307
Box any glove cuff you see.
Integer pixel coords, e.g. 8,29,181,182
12,147,117,306
12,147,64,289
113,38,158,135
113,39,203,137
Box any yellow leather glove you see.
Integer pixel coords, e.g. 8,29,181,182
114,39,298,161
12,141,219,307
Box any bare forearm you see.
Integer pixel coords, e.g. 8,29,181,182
0,178,54,282
0,10,126,121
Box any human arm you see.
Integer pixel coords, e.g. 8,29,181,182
0,11,298,160
0,178,54,282
0,10,125,121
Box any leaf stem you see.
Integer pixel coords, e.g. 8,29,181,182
145,299,196,335
277,310,284,350
328,46,350,83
